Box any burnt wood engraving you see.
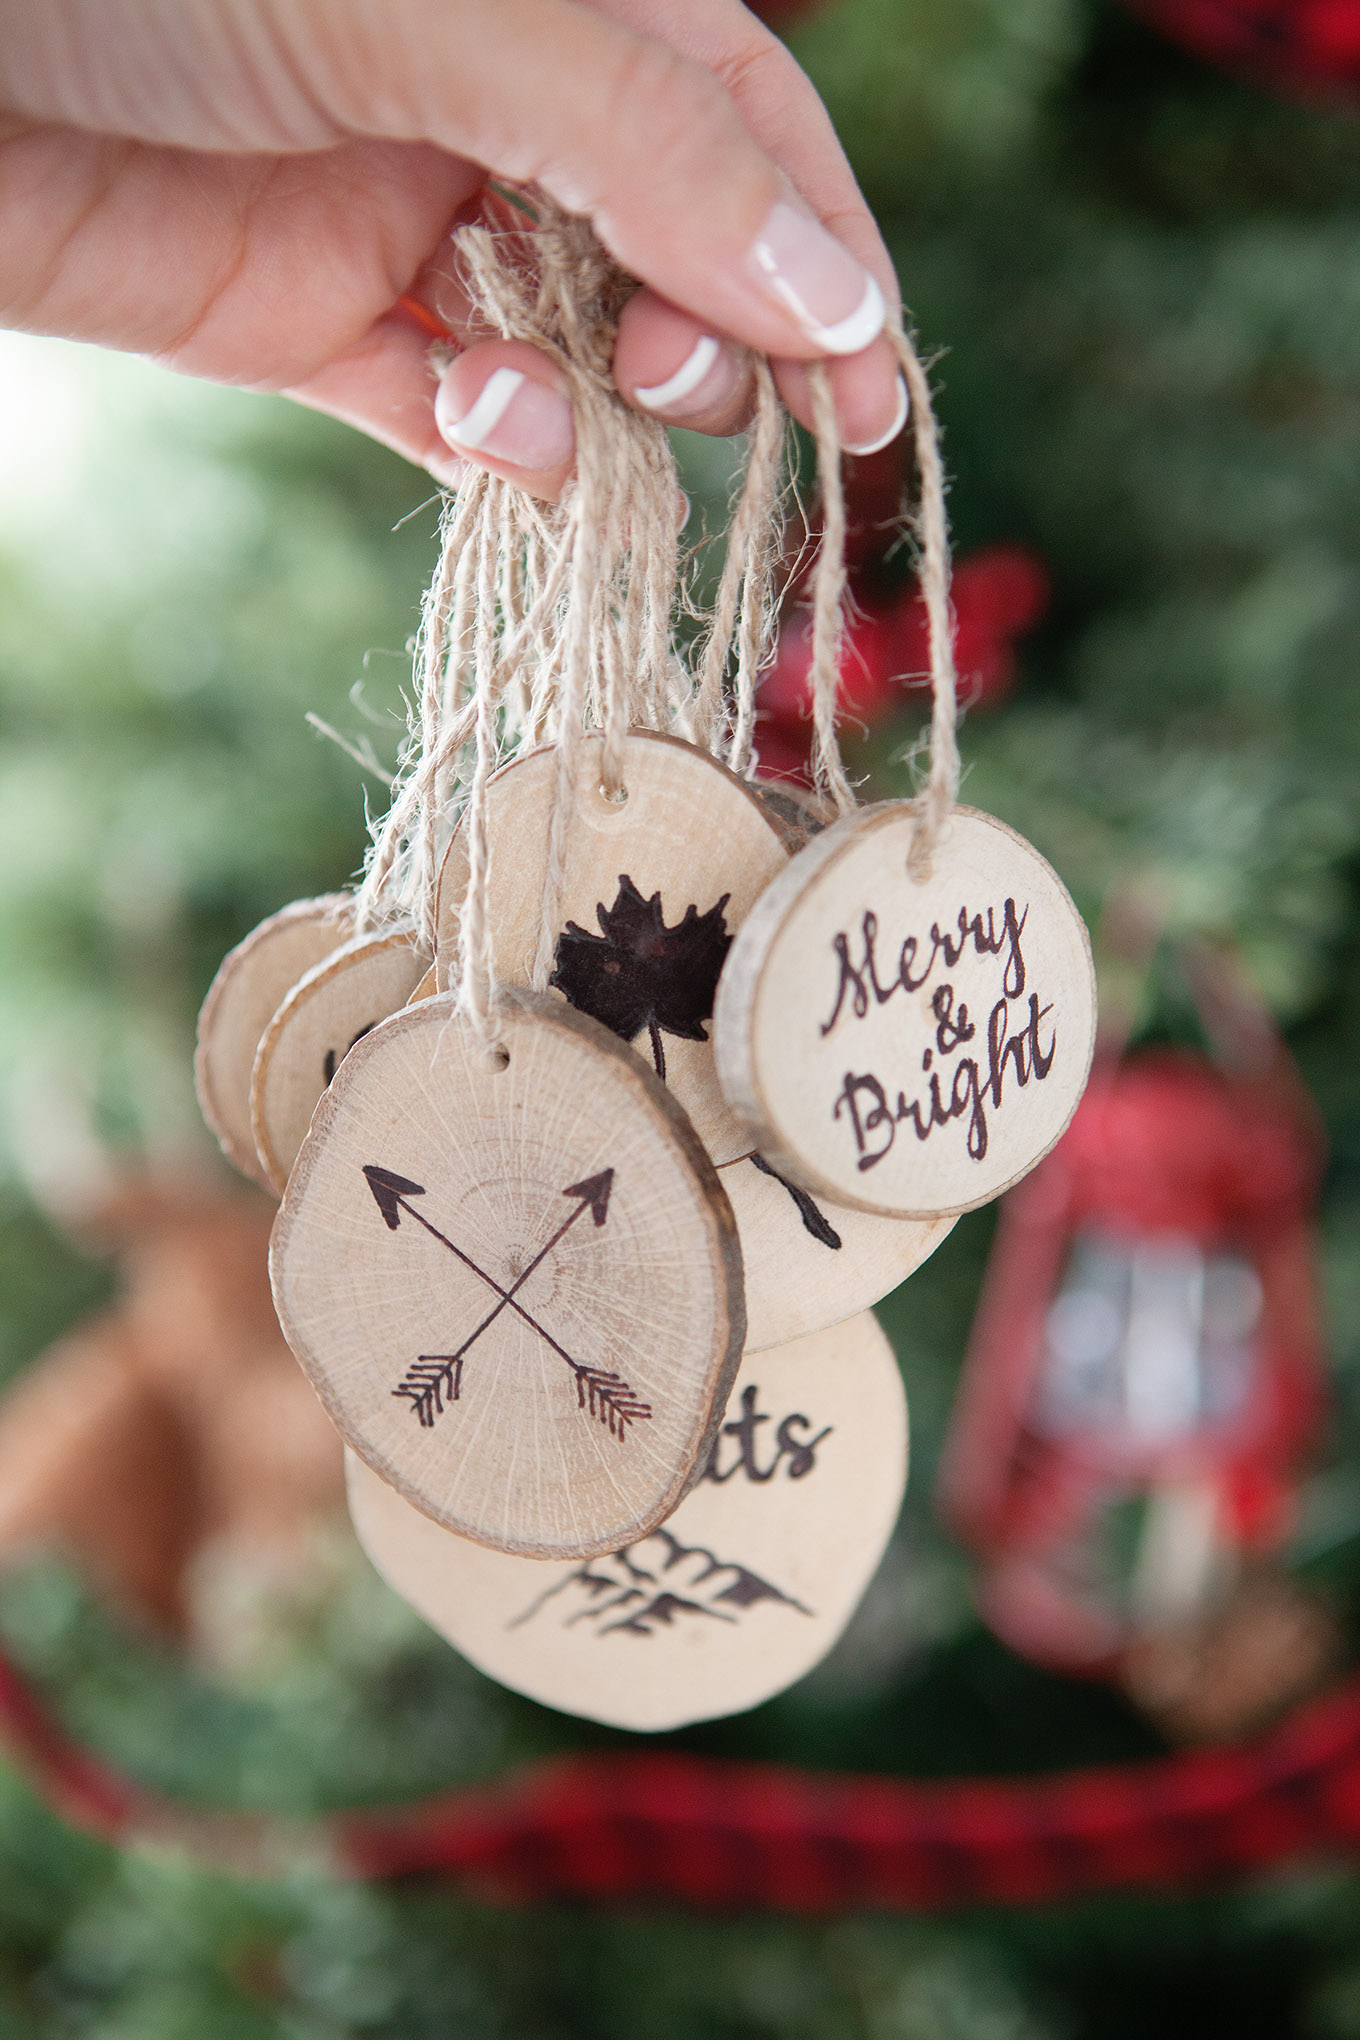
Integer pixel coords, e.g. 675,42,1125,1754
323,1022,377,1087
550,874,732,1081
362,1165,653,1439
550,873,847,1243
823,898,1057,1172
507,1525,812,1639
749,1152,843,1249
700,1383,832,1483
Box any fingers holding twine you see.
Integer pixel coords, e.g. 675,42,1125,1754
354,194,959,1055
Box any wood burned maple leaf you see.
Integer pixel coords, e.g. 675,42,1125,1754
550,874,732,1080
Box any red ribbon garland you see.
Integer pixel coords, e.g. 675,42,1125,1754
3,1636,1360,1905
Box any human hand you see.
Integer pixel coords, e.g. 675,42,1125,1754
0,0,905,500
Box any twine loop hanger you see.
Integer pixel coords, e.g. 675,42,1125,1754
354,191,957,1054
803,332,958,878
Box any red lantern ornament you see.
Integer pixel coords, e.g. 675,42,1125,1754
1124,0,1360,97
938,944,1328,1688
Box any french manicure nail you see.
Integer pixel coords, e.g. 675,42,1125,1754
844,373,910,457
750,200,886,355
635,334,736,417
435,365,574,470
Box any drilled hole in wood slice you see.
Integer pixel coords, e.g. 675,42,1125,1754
346,1308,907,1732
433,733,791,1164
719,1153,956,1352
715,804,1097,1218
195,896,353,1187
270,989,744,1560
250,929,430,1195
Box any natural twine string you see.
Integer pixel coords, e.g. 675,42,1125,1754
805,363,855,816
354,202,669,1002
352,195,791,1031
354,194,959,1040
804,330,959,875
892,327,960,876
694,355,785,772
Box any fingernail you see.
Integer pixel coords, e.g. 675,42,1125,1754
749,201,885,355
435,365,574,469
634,334,739,418
844,373,910,457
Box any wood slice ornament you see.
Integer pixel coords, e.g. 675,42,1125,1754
708,319,1095,1221
195,895,352,1184
270,988,744,1560
716,806,1097,1218
754,779,835,843
719,1153,955,1351
249,929,431,1194
346,1307,907,1731
433,732,793,1164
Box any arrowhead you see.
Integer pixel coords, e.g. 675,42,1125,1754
363,1164,426,1230
564,1168,614,1226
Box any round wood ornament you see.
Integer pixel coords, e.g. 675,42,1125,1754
195,895,353,1184
433,732,793,1164
720,1153,955,1352
270,988,745,1560
754,779,834,843
249,929,431,1195
346,1307,907,1731
715,804,1097,1218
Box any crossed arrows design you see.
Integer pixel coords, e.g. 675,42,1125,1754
362,1164,653,1440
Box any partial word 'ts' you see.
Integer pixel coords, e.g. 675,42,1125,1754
702,1385,831,1483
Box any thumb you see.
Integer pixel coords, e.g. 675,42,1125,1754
370,0,889,359
6,0,887,364
388,0,888,359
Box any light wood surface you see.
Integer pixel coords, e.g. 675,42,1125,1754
346,1307,907,1730
249,929,430,1194
715,803,1097,1216
407,964,438,1004
753,779,834,841
195,896,352,1185
271,989,745,1560
719,1153,955,1351
433,732,792,1164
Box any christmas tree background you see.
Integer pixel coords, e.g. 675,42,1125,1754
6,0,1360,2030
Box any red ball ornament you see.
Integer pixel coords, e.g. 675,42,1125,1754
1125,0,1360,96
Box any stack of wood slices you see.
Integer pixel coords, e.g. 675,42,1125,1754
195,198,1095,1731
197,728,1095,1730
